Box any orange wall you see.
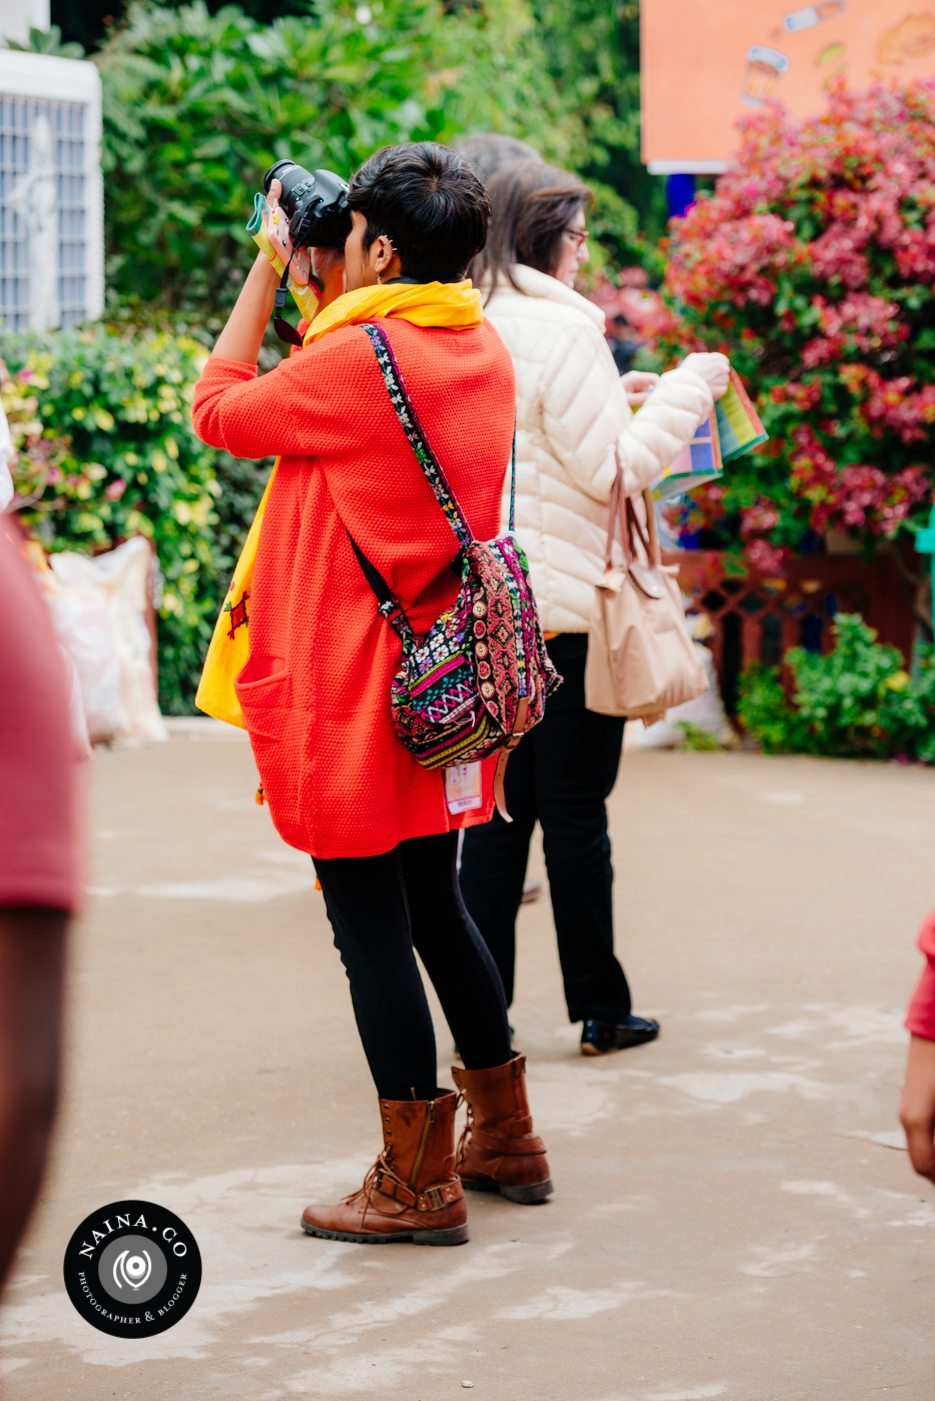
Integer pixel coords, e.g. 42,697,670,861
641,0,935,169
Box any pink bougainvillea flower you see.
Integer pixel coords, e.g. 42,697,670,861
741,500,780,537
652,76,935,555
746,538,790,574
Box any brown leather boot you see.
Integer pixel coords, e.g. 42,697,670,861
452,1053,553,1204
300,1089,468,1245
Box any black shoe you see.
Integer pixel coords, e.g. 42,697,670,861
580,1015,660,1056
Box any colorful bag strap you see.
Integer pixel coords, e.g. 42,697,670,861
360,322,517,538
348,322,516,638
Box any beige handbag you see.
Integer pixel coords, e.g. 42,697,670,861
585,470,708,718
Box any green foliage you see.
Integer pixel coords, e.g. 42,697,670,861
738,614,935,762
0,325,257,714
49,0,316,54
738,664,822,756
99,0,422,313
4,23,85,56
530,0,666,264
48,0,656,273
95,0,620,317
676,722,726,753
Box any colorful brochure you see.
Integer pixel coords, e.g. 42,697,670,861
715,370,769,462
654,412,723,502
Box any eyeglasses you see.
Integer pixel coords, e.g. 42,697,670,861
562,227,589,249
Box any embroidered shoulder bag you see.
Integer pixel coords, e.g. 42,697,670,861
350,323,561,819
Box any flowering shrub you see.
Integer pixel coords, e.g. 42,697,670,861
0,326,249,714
738,614,935,762
653,81,935,568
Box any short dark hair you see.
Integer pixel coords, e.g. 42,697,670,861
347,142,491,283
469,160,591,301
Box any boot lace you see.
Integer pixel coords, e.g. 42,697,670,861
455,1094,473,1168
347,1146,397,1206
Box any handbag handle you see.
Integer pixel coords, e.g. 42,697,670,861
604,455,661,571
625,493,661,566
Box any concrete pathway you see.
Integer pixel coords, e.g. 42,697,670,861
2,725,934,1400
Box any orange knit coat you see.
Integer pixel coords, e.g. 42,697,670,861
192,319,515,858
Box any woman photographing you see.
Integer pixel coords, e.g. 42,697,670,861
192,143,552,1246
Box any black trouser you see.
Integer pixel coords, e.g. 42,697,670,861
313,832,512,1102
459,633,631,1025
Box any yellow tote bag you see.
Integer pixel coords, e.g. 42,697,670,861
195,461,278,728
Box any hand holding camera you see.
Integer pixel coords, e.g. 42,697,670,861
250,160,352,341
262,178,304,269
261,179,344,310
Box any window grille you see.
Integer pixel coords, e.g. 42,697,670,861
0,51,103,332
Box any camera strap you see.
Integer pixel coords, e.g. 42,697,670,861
273,261,304,348
271,250,325,348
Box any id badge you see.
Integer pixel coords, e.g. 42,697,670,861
444,762,483,815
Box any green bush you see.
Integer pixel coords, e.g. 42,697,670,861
531,0,664,266
96,0,603,318
0,324,259,713
738,614,935,762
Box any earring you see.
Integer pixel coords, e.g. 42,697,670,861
377,271,383,285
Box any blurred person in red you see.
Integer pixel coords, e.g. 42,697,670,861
900,914,935,1186
0,513,78,1295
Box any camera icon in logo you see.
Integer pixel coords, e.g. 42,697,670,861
113,1247,153,1291
97,1234,167,1306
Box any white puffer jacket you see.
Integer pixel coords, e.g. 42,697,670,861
484,264,714,634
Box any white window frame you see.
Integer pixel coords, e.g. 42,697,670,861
0,50,103,326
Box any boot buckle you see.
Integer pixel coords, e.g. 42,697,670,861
374,1168,419,1208
420,1185,446,1211
374,1168,402,1201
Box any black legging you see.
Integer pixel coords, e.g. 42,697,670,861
459,633,631,1025
313,831,512,1101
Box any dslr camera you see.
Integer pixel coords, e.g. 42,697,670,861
263,160,351,252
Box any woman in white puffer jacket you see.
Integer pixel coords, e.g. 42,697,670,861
459,160,729,1057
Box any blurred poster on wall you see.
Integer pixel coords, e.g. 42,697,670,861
641,0,935,171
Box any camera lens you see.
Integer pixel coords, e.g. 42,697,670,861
261,160,351,251
263,160,315,223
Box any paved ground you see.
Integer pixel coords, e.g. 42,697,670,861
2,724,934,1401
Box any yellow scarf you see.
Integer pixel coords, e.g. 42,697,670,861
302,278,482,344
196,279,483,729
